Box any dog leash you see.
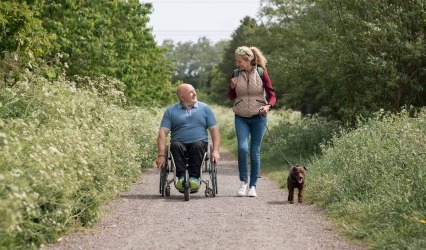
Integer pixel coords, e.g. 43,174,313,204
259,109,294,169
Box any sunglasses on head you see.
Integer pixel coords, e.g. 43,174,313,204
236,48,252,58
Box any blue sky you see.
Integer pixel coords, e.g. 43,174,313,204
146,0,262,44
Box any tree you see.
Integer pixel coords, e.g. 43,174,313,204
40,0,174,106
161,37,226,101
211,16,264,106
1,0,175,106
259,0,426,123
0,0,56,82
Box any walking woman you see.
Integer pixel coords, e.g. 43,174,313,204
227,46,276,197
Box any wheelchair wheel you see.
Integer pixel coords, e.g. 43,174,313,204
159,148,169,197
165,186,170,197
205,187,213,197
203,145,211,172
210,162,218,196
160,167,167,196
184,170,190,201
184,187,190,201
208,145,218,196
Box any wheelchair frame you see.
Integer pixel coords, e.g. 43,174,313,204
159,144,217,201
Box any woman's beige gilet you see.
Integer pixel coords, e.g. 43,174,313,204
232,68,268,117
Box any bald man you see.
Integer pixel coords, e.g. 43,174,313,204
156,83,220,191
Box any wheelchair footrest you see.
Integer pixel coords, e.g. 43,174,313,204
177,189,199,194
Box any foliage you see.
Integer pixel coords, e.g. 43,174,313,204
257,0,426,123
1,0,175,107
259,110,342,192
0,0,54,61
212,16,266,106
0,73,160,248
261,112,342,171
211,105,237,151
306,109,426,249
214,105,340,171
214,105,426,248
41,0,175,106
160,37,228,103
0,0,57,83
208,0,426,124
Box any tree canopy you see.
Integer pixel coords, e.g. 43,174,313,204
1,0,175,106
160,37,228,101
2,0,425,122
260,0,426,122
210,0,426,123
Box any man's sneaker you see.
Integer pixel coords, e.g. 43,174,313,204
247,186,257,197
176,177,184,191
189,177,200,191
237,182,248,196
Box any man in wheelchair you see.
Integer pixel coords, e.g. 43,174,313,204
156,83,220,191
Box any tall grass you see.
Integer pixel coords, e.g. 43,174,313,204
213,107,341,187
215,106,426,248
262,114,342,167
211,105,237,153
0,73,160,248
213,106,338,162
3,82,424,249
213,106,303,155
260,113,342,188
306,110,426,249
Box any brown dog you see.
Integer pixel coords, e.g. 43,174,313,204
287,164,307,204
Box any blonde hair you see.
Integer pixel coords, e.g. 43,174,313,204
235,46,267,70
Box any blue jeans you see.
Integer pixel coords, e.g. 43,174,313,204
235,114,267,187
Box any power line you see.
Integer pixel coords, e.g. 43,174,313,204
146,1,261,4
152,31,234,36
154,32,234,37
154,30,234,33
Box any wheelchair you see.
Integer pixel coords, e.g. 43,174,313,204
159,144,218,201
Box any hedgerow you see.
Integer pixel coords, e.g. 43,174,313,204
261,112,342,172
0,73,160,248
306,109,426,249
217,106,425,249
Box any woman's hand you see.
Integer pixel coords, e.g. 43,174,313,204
259,105,271,115
230,77,238,89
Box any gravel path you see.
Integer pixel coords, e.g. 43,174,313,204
47,148,365,250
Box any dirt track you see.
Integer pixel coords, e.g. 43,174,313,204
47,148,365,250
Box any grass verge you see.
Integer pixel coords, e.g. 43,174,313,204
306,110,426,249
0,73,160,248
214,106,426,249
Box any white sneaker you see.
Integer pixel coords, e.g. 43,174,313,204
247,186,257,197
237,182,248,196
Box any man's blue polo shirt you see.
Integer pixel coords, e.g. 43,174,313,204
160,101,217,144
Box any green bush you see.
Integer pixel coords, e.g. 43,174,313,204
212,105,237,152
214,108,315,157
306,109,426,249
0,73,160,248
261,113,341,173
213,108,341,190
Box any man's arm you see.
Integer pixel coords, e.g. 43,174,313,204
156,127,170,168
209,125,221,163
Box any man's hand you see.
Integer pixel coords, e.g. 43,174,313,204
212,151,220,164
156,127,170,169
156,155,166,168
